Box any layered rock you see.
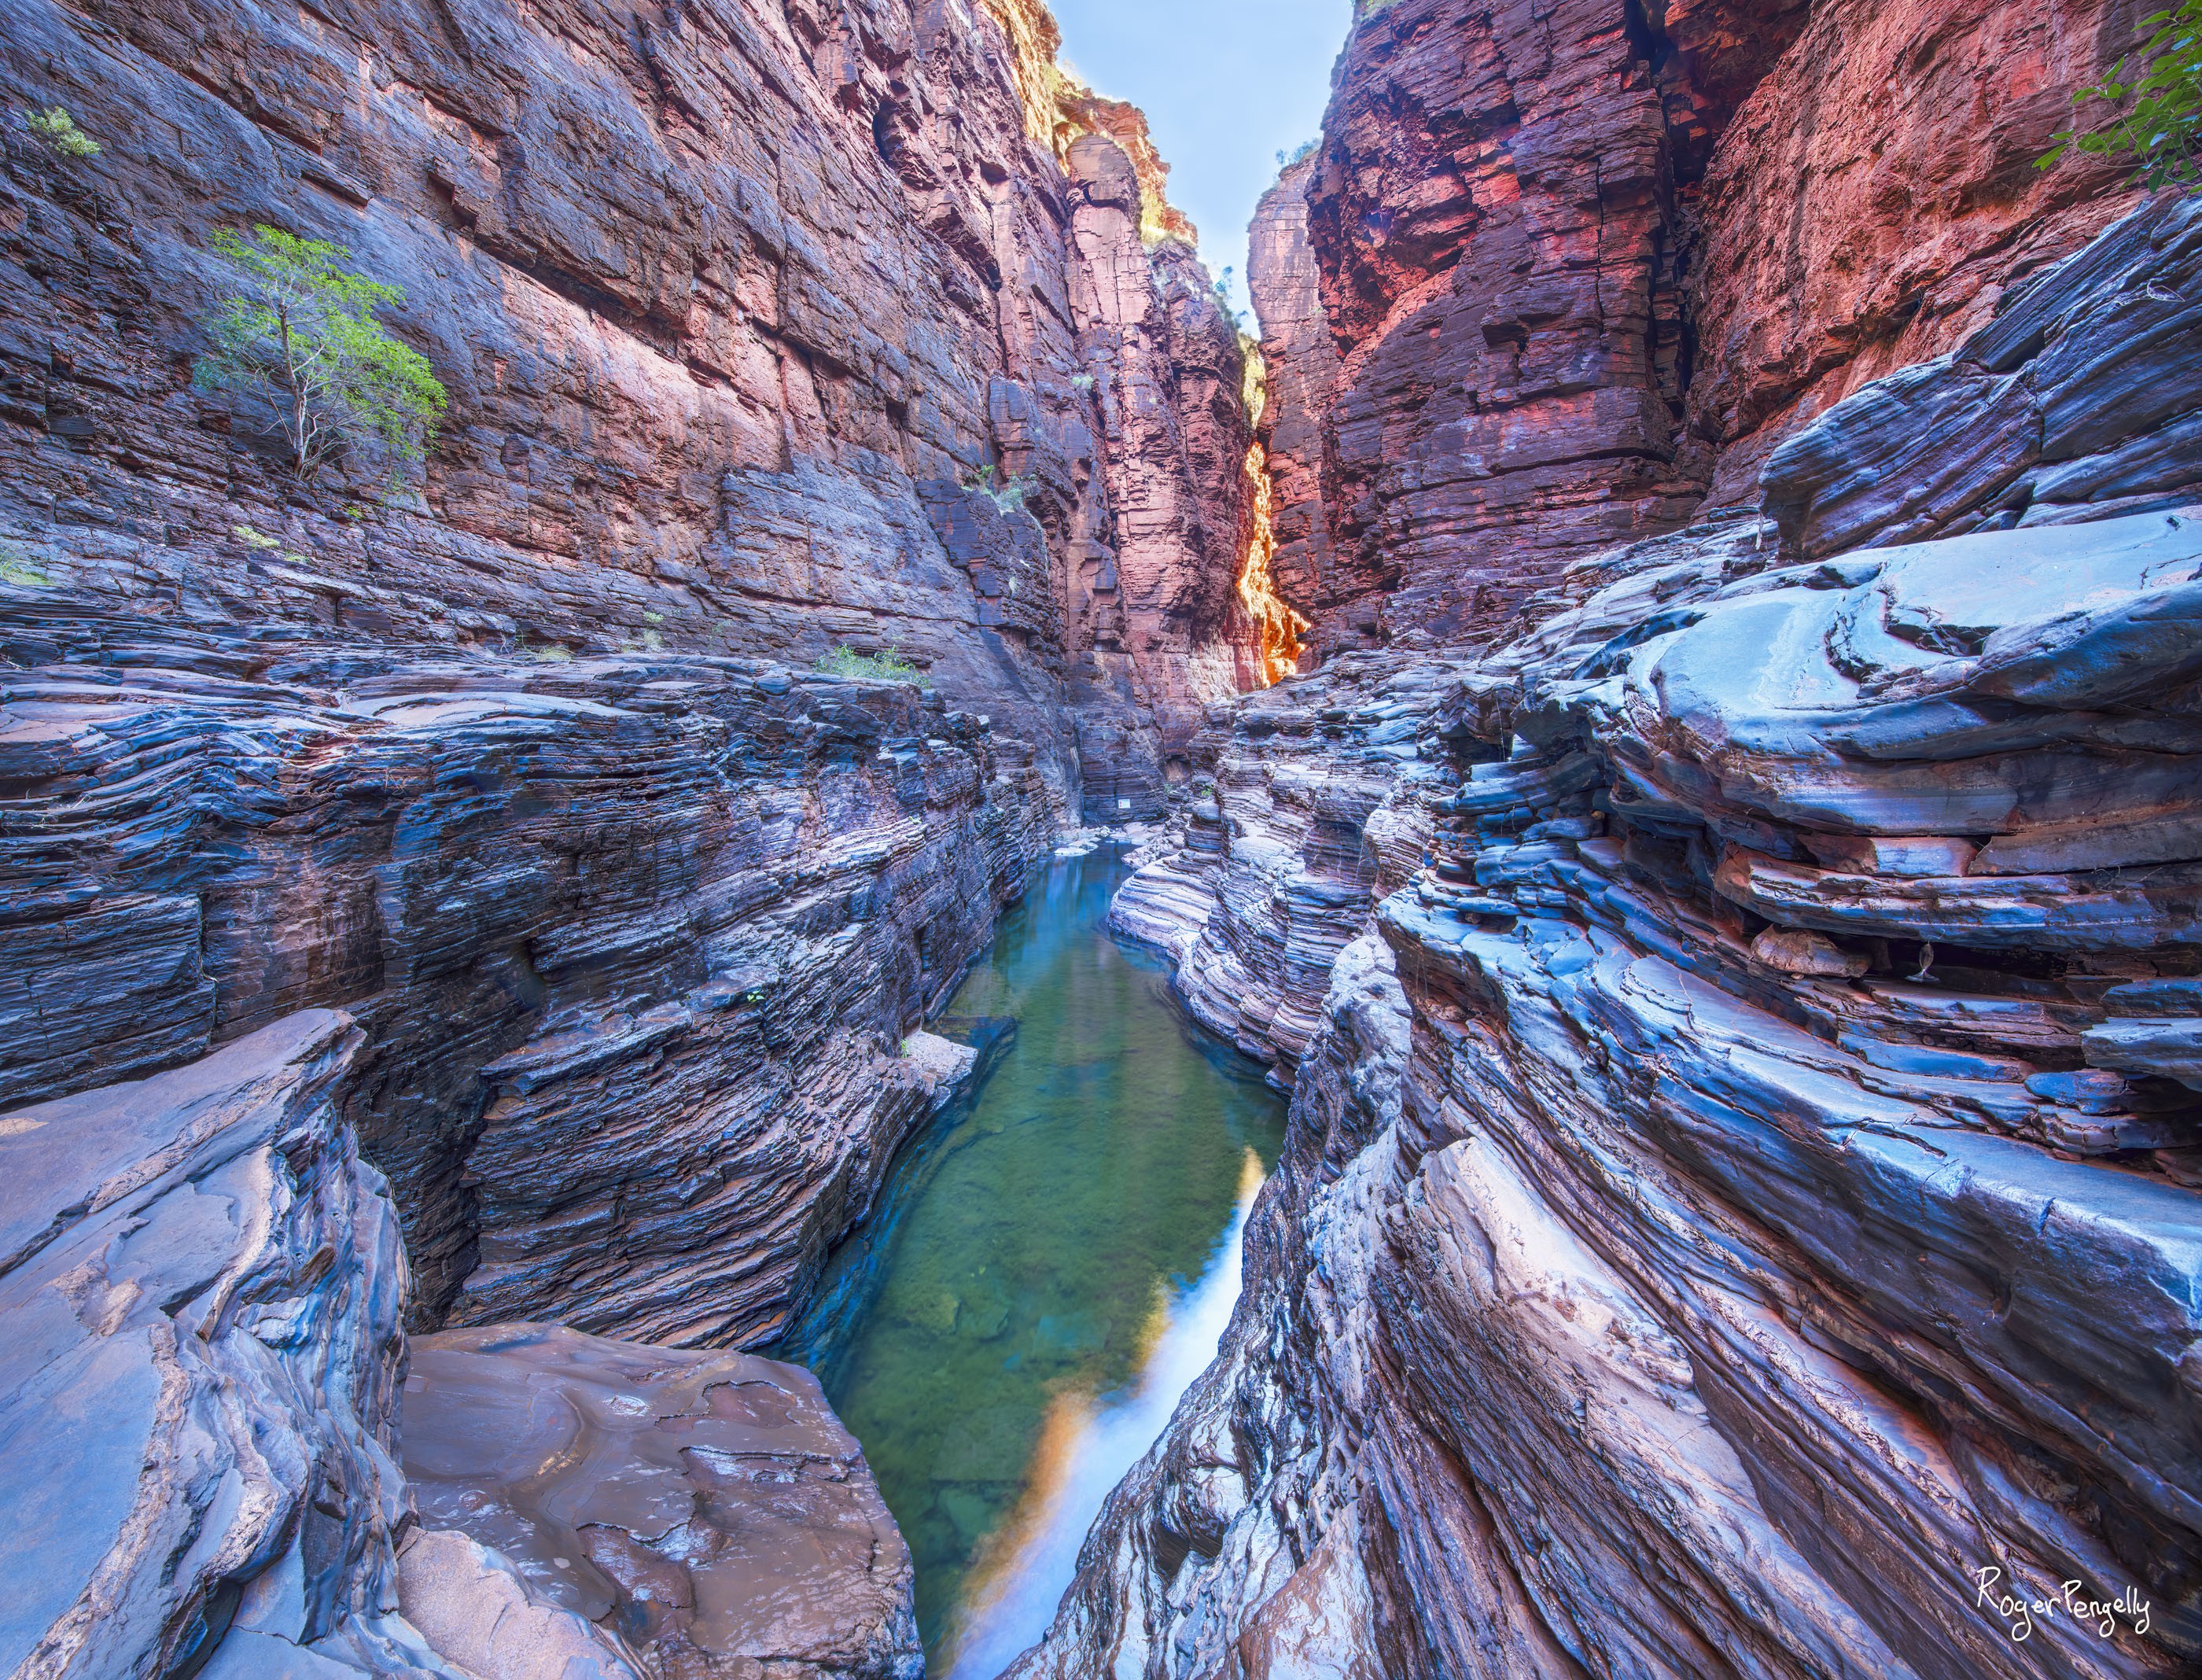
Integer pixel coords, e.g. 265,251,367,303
1107,653,1459,1080
0,614,1038,1343
0,1011,428,1678
1061,134,1255,819
1017,199,2202,1677
0,0,1253,800
1247,0,2143,658
0,1004,918,1679
401,1322,922,1679
1685,0,2147,503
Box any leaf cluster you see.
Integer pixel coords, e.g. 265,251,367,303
2041,2,2202,190
193,224,447,491
21,106,99,159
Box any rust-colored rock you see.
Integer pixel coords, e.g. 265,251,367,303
1685,0,2145,503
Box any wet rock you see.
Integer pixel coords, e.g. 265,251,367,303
396,1530,638,1680
400,1322,922,1680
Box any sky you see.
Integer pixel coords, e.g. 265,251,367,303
1049,0,1349,327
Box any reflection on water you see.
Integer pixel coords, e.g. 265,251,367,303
944,1152,1266,1678
789,848,1287,1667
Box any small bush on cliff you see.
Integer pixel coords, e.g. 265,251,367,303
816,643,930,686
1275,138,1318,170
20,106,99,159
963,466,1033,514
2041,1,2202,190
193,226,447,492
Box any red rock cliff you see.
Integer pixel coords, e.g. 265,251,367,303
1250,0,2141,659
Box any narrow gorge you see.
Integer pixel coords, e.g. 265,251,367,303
2,0,2199,1677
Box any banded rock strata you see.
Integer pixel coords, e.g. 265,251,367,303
1016,186,2202,1680
1250,0,2143,660
0,617,1038,1343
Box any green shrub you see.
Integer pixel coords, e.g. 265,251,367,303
22,106,98,159
193,225,448,492
2041,2,2202,190
963,465,1033,513
1274,138,1319,170
815,643,930,685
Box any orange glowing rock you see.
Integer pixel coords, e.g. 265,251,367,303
1237,443,1310,688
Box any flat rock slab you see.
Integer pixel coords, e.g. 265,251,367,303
401,1323,921,1680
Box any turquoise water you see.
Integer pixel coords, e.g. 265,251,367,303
790,847,1287,1670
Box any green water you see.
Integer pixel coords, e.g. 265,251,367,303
794,847,1287,1662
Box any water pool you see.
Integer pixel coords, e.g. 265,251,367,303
787,847,1287,1671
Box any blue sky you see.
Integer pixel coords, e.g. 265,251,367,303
1050,0,1348,326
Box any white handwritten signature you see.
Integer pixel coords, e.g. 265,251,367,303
1976,1566,2151,1641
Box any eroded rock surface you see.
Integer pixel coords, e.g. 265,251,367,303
1249,0,2143,659
0,0,1254,809
0,621,1036,1343
0,1011,427,1679
1016,201,2202,1678
401,1322,921,1680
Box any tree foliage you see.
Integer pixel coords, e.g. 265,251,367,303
2041,2,2202,190
21,106,99,159
193,225,447,491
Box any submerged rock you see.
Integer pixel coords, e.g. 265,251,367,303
400,1322,922,1680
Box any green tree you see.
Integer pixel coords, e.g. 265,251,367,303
2041,2,2202,190
193,225,447,492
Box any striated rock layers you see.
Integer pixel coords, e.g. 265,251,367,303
1012,195,2202,1678
0,0,1253,809
1,1011,429,1678
1247,0,2143,660
0,616,1042,1345
0,1006,916,1679
0,0,1262,1341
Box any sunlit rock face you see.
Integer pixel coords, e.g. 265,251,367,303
1060,133,1257,820
401,1323,921,1680
1022,190,2202,1680
1246,0,2143,660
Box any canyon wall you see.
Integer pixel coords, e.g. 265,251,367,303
1025,192,2202,1678
1248,0,2144,661
1018,2,2202,1675
0,0,1257,1337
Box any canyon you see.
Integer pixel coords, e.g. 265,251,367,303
3,0,2200,1678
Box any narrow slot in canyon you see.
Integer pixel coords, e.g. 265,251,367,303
4,0,2202,1676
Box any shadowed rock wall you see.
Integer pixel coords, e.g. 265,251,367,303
0,613,1047,1341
